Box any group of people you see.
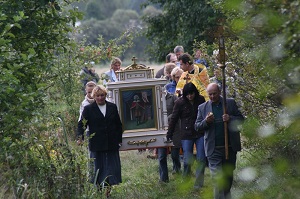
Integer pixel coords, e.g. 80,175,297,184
80,57,123,95
155,45,244,199
77,46,244,199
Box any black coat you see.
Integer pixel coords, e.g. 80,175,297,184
155,66,165,78
166,92,181,147
77,101,123,152
167,95,205,140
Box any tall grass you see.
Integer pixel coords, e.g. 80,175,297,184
108,149,287,199
108,150,214,199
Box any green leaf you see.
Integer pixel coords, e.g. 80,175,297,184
19,11,24,18
0,38,10,45
20,53,27,60
14,23,22,29
6,33,15,38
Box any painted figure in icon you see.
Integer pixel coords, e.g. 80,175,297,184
141,91,151,121
130,95,145,125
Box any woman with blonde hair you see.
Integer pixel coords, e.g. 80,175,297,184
103,57,122,84
165,67,184,94
77,85,123,197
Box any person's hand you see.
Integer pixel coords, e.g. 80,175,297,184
206,112,214,123
223,114,230,122
175,89,182,96
166,134,173,142
77,138,83,145
90,68,95,73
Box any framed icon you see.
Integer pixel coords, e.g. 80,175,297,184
120,86,157,132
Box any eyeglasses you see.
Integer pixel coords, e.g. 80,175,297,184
174,76,180,79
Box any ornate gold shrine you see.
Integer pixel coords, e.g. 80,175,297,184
117,56,154,81
106,57,172,151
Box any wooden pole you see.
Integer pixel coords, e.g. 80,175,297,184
218,36,229,160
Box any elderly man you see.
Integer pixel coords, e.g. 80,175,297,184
174,45,184,67
194,83,244,199
174,45,184,59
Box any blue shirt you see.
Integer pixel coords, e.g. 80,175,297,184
165,80,177,94
195,58,208,68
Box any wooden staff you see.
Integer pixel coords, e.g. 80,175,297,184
218,36,229,160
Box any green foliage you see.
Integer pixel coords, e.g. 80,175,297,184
0,0,79,137
142,0,224,61
85,1,103,20
1,0,300,198
84,0,147,19
192,40,218,76
0,0,134,198
0,0,83,197
75,0,153,61
78,10,150,60
78,11,138,44
77,30,135,64
205,0,300,198
111,9,139,25
191,0,300,197
85,0,123,20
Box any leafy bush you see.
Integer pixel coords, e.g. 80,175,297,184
0,1,133,198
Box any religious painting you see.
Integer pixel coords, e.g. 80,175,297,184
120,86,157,133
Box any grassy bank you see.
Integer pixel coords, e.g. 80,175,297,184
94,149,259,199
100,150,214,199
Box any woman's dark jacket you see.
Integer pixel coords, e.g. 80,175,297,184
167,95,205,140
166,92,181,147
77,101,123,152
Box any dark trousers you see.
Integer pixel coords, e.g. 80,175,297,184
88,150,95,183
171,147,181,173
158,147,181,182
207,147,236,199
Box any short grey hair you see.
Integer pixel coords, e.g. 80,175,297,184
174,45,184,53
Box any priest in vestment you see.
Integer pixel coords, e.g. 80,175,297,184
176,53,210,100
